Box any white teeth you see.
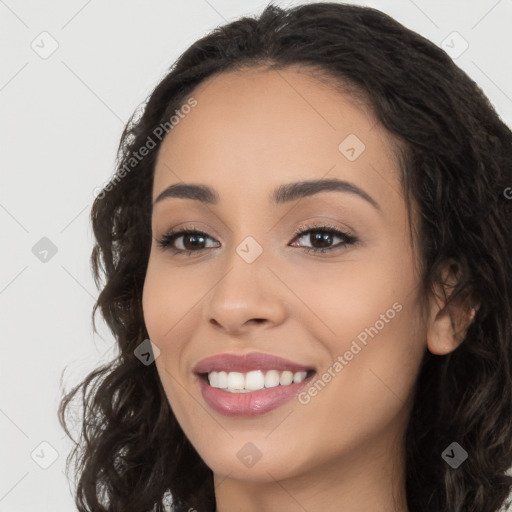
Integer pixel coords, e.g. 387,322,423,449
293,371,308,383
227,371,245,390
217,371,228,389
264,370,280,388
207,369,310,392
279,370,294,386
245,370,265,391
208,371,218,387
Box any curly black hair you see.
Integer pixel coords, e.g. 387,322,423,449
59,3,512,511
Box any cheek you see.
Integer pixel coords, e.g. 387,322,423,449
142,258,198,416
278,249,416,346
286,241,425,395
142,268,167,343
142,256,198,344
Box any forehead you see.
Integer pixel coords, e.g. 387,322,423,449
152,67,403,214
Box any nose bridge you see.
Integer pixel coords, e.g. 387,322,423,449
212,230,268,305
218,205,270,274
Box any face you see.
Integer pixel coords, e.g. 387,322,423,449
142,67,430,484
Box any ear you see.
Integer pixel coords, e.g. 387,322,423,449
426,258,479,355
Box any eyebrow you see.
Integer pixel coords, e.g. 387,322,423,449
153,178,380,211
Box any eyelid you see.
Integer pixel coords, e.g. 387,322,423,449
157,221,223,241
293,220,355,239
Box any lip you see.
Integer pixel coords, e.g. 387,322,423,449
194,352,315,417
194,352,313,374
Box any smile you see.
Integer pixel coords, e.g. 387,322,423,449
194,352,316,416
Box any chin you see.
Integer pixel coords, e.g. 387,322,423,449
192,434,311,483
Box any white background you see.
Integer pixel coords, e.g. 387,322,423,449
1,0,511,510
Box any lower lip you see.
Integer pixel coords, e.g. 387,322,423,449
198,374,314,416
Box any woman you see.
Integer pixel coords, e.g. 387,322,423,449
59,3,512,511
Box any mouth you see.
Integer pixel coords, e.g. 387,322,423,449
194,352,316,416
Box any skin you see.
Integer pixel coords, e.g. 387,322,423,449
142,67,468,512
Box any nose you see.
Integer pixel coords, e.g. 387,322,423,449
203,250,287,338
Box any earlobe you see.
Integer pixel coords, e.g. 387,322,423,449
426,305,460,355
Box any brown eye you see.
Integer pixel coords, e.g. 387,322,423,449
157,224,358,256
157,229,219,254
290,225,357,254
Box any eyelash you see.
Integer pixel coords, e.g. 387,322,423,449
156,223,358,256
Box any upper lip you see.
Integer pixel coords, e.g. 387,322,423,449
194,352,314,374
